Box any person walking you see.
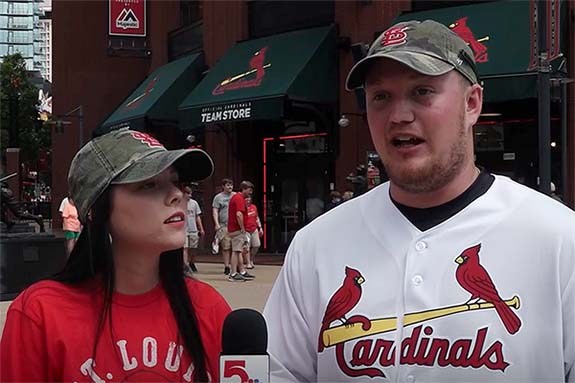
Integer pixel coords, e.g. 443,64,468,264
61,197,81,256
1,128,231,382
226,181,256,282
263,20,574,382
243,195,263,269
183,186,205,275
212,178,234,275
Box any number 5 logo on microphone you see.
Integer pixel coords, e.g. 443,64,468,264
220,356,269,383
223,360,250,382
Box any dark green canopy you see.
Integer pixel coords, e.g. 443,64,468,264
101,53,205,131
179,25,337,129
393,0,561,103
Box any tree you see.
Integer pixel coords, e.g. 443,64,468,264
0,53,50,163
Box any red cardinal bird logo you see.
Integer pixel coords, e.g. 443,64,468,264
455,244,522,334
318,266,365,352
212,47,271,95
449,17,489,63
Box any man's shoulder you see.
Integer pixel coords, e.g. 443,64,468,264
230,193,244,203
188,198,199,208
212,192,227,205
492,175,575,228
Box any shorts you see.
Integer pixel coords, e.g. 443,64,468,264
218,226,231,251
247,230,260,248
185,232,199,249
64,231,80,240
229,230,249,253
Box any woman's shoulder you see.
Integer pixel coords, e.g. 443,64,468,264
8,279,96,322
184,278,231,312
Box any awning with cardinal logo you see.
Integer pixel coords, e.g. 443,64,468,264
394,0,567,103
178,25,337,129
100,53,205,132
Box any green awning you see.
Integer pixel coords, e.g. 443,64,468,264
179,25,337,129
393,1,566,103
101,53,205,131
395,1,533,77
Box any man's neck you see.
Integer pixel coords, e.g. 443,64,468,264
390,164,479,209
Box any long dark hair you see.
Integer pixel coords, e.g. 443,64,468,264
51,188,209,381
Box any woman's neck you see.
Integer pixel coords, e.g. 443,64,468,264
112,243,161,295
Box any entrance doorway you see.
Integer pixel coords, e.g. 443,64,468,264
263,133,330,252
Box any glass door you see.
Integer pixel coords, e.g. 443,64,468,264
263,133,330,252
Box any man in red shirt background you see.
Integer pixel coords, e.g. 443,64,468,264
227,180,255,282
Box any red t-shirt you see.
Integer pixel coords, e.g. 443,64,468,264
227,193,246,233
244,204,259,233
0,278,231,382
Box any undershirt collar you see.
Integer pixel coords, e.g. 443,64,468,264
391,168,495,232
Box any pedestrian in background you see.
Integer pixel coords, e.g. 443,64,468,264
58,195,69,215
1,128,231,382
183,186,205,275
326,191,342,211
61,197,80,256
243,195,263,269
212,178,234,275
226,181,255,282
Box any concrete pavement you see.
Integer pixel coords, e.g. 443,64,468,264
0,263,281,335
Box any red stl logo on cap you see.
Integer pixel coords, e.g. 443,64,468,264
380,26,409,47
130,131,163,148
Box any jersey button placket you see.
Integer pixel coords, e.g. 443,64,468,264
415,240,427,252
412,275,423,286
411,240,427,286
406,374,415,383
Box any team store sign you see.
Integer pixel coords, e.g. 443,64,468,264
200,103,252,124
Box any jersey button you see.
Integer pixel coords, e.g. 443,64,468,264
415,241,427,251
406,375,415,383
412,275,423,286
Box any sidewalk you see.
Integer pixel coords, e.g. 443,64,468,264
0,263,282,335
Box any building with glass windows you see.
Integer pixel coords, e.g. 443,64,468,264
36,0,50,81
0,0,44,73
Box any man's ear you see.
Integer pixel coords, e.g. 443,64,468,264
465,84,483,129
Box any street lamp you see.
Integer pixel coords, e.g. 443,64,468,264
48,105,84,149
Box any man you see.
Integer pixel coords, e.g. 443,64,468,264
243,195,263,269
212,178,234,275
263,20,574,382
183,186,204,275
226,180,256,282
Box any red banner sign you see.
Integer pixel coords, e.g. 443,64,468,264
109,0,146,37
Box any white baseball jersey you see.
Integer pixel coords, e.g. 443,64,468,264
263,175,575,382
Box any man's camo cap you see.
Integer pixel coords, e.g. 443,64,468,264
346,19,478,90
68,127,214,223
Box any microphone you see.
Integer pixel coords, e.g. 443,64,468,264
220,309,269,383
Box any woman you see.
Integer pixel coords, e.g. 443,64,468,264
0,128,231,382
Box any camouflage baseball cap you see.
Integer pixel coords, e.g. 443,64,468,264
68,128,214,223
346,19,478,90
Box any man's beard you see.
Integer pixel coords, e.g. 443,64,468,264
384,114,469,194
